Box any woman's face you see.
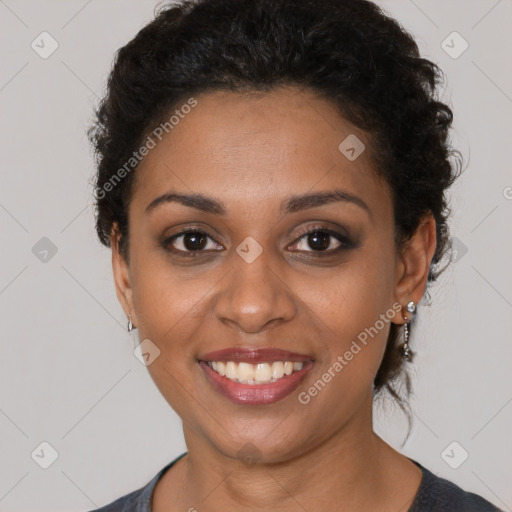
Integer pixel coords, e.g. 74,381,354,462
112,87,426,463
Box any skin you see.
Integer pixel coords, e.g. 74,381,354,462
111,86,437,511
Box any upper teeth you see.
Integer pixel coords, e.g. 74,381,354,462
208,361,304,384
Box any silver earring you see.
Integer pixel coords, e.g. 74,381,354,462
402,322,412,361
400,301,416,361
127,314,134,333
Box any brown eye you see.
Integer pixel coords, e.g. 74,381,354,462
164,230,222,254
290,228,349,253
304,231,332,251
182,231,208,251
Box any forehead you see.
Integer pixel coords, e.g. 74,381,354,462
130,87,390,217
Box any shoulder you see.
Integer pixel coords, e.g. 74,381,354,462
88,453,187,512
409,459,502,512
91,486,147,512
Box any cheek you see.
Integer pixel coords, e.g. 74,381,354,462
297,243,397,386
129,260,213,415
129,257,221,381
304,247,396,340
130,250,215,336
293,266,395,428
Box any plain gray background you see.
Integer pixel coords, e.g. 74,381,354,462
1,0,511,510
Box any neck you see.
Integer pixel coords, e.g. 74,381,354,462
153,399,421,511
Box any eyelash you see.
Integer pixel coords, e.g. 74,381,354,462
161,225,354,257
291,225,354,254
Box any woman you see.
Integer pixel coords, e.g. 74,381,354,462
88,0,500,510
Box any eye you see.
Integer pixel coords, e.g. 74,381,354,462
289,226,353,253
162,225,354,257
163,229,223,255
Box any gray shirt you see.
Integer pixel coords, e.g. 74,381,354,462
90,453,501,511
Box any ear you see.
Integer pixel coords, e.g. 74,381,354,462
393,212,437,323
110,223,137,326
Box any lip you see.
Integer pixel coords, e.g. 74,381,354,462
199,347,313,364
198,348,314,405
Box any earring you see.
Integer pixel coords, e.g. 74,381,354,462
400,301,416,361
127,313,134,333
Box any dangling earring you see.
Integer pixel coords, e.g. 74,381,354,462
400,301,416,361
127,313,134,333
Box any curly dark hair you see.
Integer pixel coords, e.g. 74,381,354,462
88,0,461,415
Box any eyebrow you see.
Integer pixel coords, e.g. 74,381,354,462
144,189,370,216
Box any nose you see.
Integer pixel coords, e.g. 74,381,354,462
213,248,297,334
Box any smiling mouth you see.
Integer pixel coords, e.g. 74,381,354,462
197,347,314,405
205,360,305,384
